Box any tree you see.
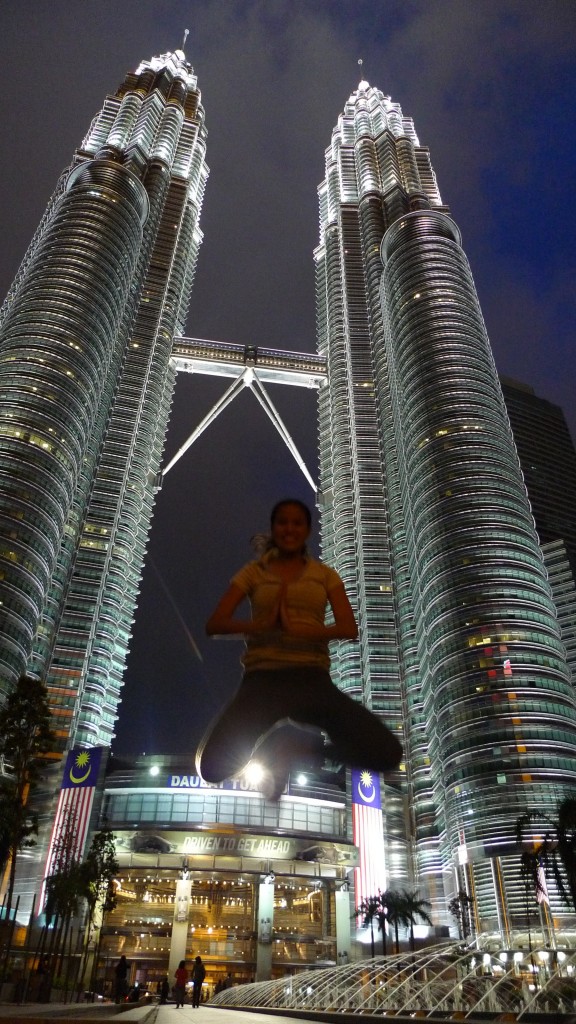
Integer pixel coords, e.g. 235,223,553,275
355,889,431,957
43,804,85,974
519,847,549,905
44,860,86,931
380,890,406,954
373,901,385,954
0,675,54,915
78,826,119,993
516,798,576,912
448,890,474,941
41,821,119,997
82,826,119,929
373,894,388,957
554,798,576,909
354,895,380,957
518,847,541,964
400,889,433,951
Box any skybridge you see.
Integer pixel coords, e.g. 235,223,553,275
171,336,327,388
164,337,327,491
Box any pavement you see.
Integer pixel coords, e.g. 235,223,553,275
1,1003,571,1024
0,1005,307,1024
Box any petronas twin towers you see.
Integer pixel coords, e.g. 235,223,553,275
1,49,575,939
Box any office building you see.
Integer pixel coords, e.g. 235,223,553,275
0,49,208,751
314,79,576,940
501,378,576,683
501,378,576,574
541,540,576,685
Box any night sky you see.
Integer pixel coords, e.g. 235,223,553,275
1,1,575,758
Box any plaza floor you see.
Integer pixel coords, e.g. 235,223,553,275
0,999,571,1024
0,1004,310,1024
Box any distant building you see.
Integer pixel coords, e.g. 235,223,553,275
501,377,576,575
542,539,576,684
501,377,576,684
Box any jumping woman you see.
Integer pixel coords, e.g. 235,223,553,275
196,499,402,799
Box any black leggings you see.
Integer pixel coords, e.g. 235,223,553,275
196,667,402,782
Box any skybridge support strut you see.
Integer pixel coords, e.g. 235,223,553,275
161,350,319,493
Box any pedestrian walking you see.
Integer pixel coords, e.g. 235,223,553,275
174,960,188,1007
191,955,206,1006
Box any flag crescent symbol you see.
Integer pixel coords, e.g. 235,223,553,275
358,781,376,803
69,763,91,784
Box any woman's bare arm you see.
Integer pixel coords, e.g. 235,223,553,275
206,583,280,637
328,583,359,639
279,583,358,641
206,583,250,636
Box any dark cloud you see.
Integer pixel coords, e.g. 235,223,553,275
0,0,574,755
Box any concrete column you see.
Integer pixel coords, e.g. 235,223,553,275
321,882,330,937
491,857,511,948
335,886,351,964
256,876,275,981
169,877,192,979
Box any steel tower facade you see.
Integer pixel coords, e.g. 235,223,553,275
315,80,576,937
0,50,208,751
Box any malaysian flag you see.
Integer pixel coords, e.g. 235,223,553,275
351,768,386,913
41,747,103,909
536,856,550,906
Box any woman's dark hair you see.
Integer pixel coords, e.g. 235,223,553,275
270,499,312,528
178,960,185,968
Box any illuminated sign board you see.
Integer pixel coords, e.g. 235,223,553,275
167,774,259,792
114,829,358,866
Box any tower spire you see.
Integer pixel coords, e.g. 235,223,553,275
181,28,189,53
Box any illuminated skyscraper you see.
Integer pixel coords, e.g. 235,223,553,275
315,80,576,937
0,49,208,751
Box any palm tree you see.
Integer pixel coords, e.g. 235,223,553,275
555,798,576,909
519,847,549,905
374,891,388,956
354,895,380,957
448,890,474,940
516,798,576,911
401,889,433,951
380,889,405,954
518,848,540,967
355,889,429,958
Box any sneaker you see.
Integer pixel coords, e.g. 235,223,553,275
255,725,325,800
259,763,290,801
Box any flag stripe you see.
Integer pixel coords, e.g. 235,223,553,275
352,801,386,911
536,861,550,905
